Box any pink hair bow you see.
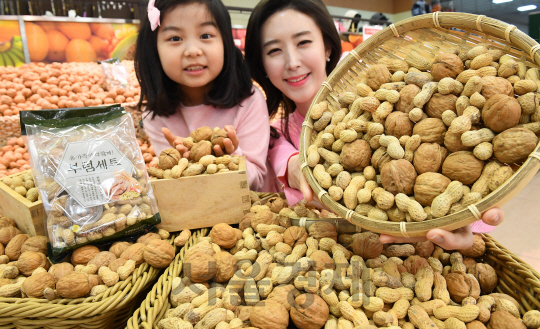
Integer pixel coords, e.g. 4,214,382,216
148,0,160,31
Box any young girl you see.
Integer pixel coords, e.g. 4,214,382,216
135,0,269,190
244,0,503,250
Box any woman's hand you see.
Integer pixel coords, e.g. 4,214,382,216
162,127,190,158
213,125,240,156
287,154,314,202
379,208,504,250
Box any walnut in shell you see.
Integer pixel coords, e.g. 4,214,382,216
351,232,383,259
380,159,417,195
210,223,239,249
71,245,100,266
308,222,338,241
492,127,538,164
49,262,74,283
158,148,181,170
120,243,146,266
56,272,91,299
482,94,521,133
442,151,484,185
21,236,47,255
366,64,392,90
143,239,175,268
468,263,498,294
414,173,451,207
481,76,514,100
425,93,458,119
0,226,21,245
445,272,480,303
431,53,464,81
283,226,308,248
22,272,55,298
384,112,414,138
87,251,116,270
211,128,228,150
412,118,447,144
309,250,335,272
190,141,213,162
413,143,448,174
184,253,217,283
250,211,279,231
290,293,329,329
214,251,237,283
17,251,49,276
340,140,371,171
266,285,300,311
396,84,421,113
190,126,213,142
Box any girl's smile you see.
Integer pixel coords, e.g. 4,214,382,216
284,73,311,86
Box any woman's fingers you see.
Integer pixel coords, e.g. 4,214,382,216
299,173,314,202
482,208,504,226
426,225,474,250
223,138,236,154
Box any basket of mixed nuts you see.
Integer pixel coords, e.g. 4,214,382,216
299,12,540,237
130,197,540,329
126,228,208,329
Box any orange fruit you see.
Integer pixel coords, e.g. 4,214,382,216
0,21,20,43
36,21,56,32
25,22,48,61
57,22,91,40
341,41,354,52
46,30,69,62
349,35,363,47
65,39,96,62
89,23,114,41
88,36,109,57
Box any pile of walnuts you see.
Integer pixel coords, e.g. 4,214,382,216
160,196,539,329
307,44,540,223
0,217,174,300
147,126,242,179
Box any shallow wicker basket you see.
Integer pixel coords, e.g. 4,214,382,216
126,228,209,329
126,226,540,328
0,235,174,329
299,12,540,237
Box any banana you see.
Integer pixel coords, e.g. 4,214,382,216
5,50,23,67
9,46,25,63
0,53,5,67
1,52,14,66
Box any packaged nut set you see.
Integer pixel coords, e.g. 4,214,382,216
20,105,160,262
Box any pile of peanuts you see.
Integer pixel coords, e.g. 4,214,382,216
160,196,540,329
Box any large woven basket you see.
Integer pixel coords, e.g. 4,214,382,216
0,236,174,329
126,228,209,329
125,226,540,328
299,12,540,237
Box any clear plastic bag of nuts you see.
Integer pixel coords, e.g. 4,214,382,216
21,105,160,262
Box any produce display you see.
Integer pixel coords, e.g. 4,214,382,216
0,215,173,299
159,195,539,329
0,137,30,177
306,44,539,222
147,126,243,179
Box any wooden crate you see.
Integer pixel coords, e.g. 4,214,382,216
152,157,251,232
0,170,45,236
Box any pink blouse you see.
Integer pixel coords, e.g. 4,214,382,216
263,110,494,234
142,88,270,191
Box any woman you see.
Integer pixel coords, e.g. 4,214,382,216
245,0,503,250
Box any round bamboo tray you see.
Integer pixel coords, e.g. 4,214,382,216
299,12,540,237
0,235,174,329
126,228,209,329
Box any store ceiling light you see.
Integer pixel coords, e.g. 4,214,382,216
492,0,512,3
517,4,537,11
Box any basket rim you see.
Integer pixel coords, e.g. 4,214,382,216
299,12,540,237
0,236,171,321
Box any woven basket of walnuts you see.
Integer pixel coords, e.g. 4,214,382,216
299,12,540,237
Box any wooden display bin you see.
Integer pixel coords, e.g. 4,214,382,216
152,156,251,232
0,170,45,236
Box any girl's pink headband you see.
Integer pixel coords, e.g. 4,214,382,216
148,0,160,31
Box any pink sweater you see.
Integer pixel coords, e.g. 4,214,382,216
264,110,494,234
142,88,270,191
